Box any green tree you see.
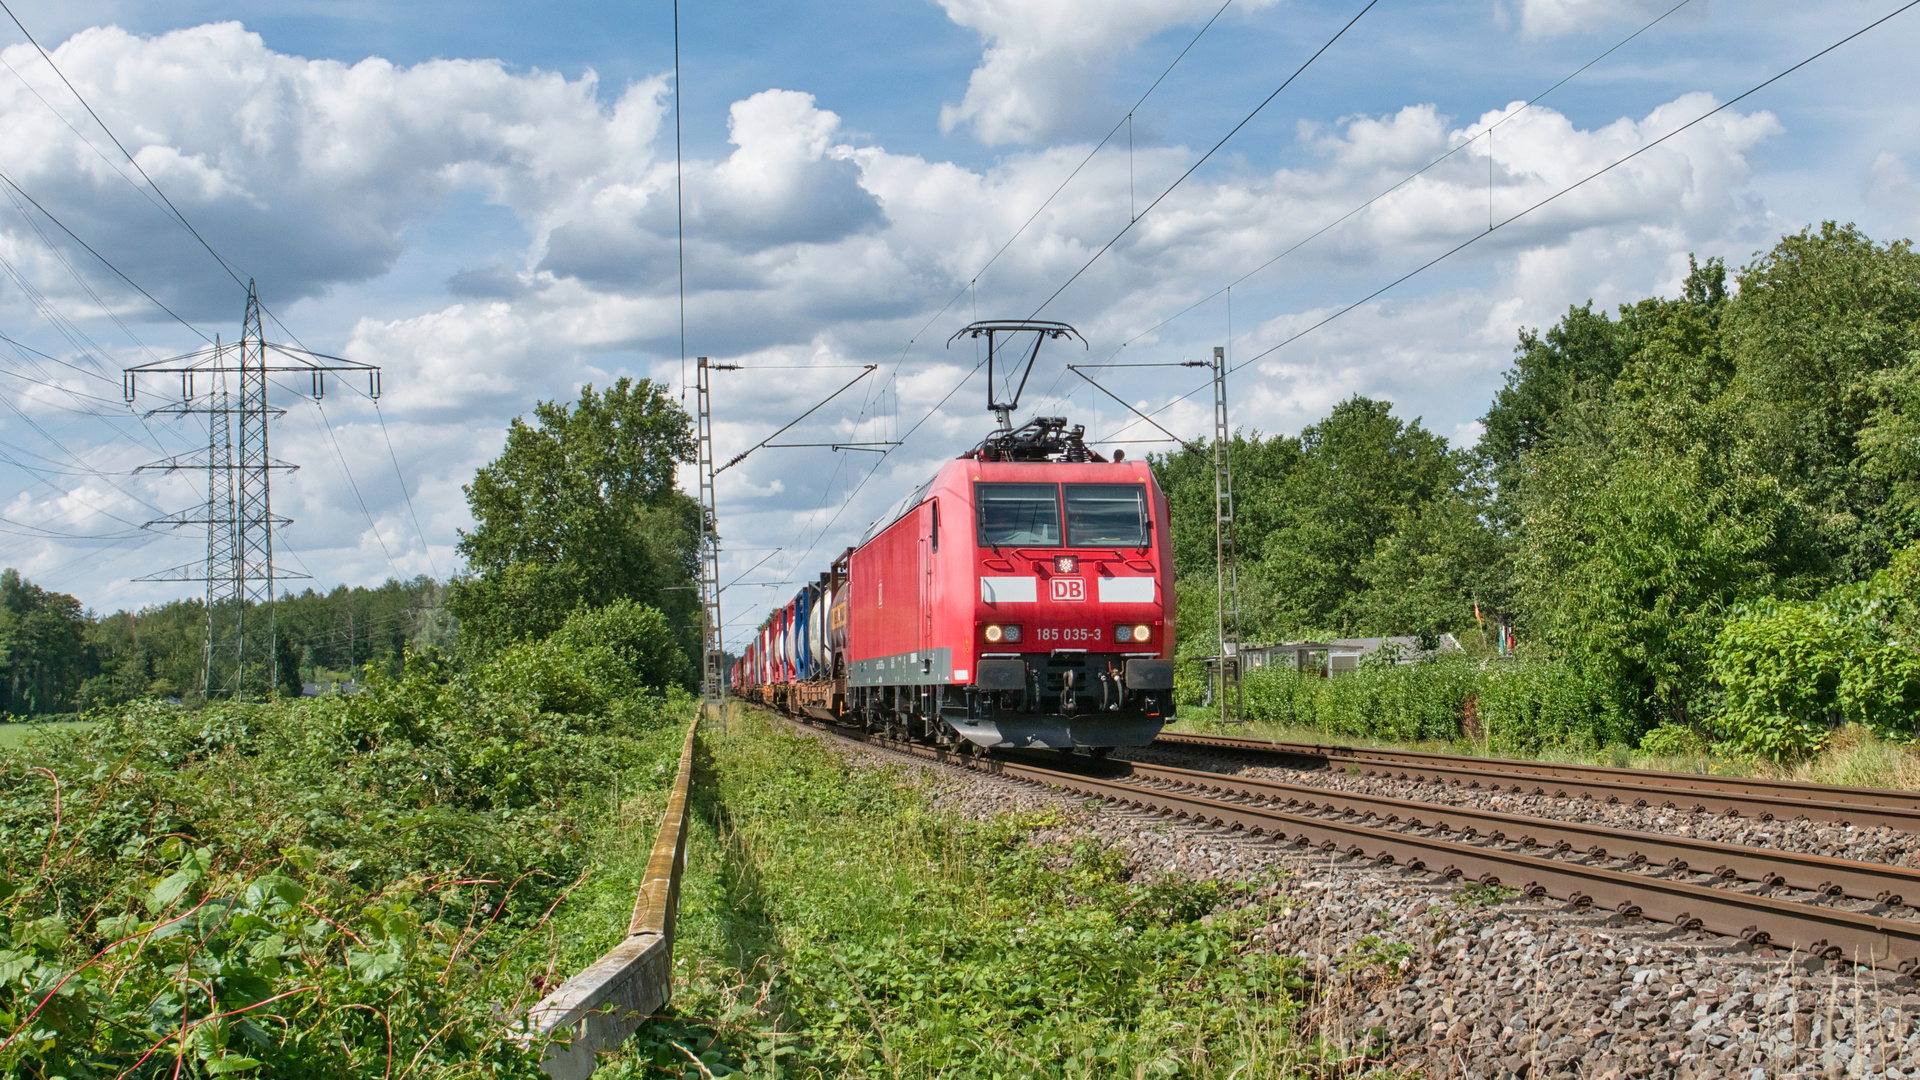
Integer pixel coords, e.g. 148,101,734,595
1726,222,1920,582
1477,299,1643,529
1510,276,1809,729
449,378,701,665
1254,397,1485,637
0,569,90,714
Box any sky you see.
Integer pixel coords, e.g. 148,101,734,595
0,0,1917,650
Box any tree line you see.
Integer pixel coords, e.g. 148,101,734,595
1,376,699,716
1155,222,1920,754
0,574,453,714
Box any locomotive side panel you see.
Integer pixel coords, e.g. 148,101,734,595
848,498,950,686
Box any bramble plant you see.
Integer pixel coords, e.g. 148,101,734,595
0,601,693,1078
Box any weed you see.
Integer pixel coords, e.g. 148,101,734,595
617,709,1321,1078
0,634,693,1078
1454,881,1519,908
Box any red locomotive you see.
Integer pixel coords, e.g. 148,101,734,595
731,321,1176,750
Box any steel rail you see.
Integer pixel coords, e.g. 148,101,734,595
773,714,1920,970
1120,757,1920,908
1159,730,1920,808
1155,732,1920,831
524,714,701,1079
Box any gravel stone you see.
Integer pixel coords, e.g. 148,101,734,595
780,720,1920,1078
1126,742,1920,869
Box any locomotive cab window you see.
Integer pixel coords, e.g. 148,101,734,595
1065,484,1149,546
975,483,1061,546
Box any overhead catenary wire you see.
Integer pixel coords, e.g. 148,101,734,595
752,2,1378,604
673,0,688,398
1094,0,1920,447
736,8,1271,602
0,2,437,595
1068,0,1703,382
836,0,1242,474
1026,0,1381,321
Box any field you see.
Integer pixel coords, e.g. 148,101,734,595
0,719,99,750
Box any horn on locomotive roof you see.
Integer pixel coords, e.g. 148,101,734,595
947,320,1086,432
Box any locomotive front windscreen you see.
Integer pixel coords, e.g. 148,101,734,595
976,483,1061,545
1065,484,1149,546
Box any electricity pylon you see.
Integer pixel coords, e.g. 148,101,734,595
127,282,381,699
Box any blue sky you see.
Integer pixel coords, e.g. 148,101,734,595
1,0,1917,648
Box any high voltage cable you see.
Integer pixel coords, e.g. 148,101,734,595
1097,0,1920,446
0,0,251,296
0,170,209,342
0,2,439,584
373,401,440,579
1027,0,1381,320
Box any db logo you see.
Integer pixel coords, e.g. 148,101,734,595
1050,577,1086,602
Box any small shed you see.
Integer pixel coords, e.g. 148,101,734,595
1325,635,1462,675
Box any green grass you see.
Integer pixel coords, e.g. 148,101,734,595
1171,707,1920,791
600,706,1327,1080
0,718,100,750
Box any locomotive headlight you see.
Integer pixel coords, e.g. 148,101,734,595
984,624,1004,642
983,623,1022,643
1117,624,1151,643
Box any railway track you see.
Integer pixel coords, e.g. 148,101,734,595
1155,731,1920,830
774,712,1920,972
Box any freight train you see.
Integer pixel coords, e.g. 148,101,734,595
730,320,1175,750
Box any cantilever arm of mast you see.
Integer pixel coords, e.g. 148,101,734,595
133,561,311,583
714,365,879,475
123,340,382,403
144,506,292,530
1066,365,1203,455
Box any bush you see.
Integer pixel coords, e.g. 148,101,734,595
1636,722,1711,758
549,598,692,693
1707,551,1920,760
1478,659,1623,756
1235,654,1621,755
0,636,690,1077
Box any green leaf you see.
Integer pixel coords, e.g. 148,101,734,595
147,869,198,914
205,1054,263,1074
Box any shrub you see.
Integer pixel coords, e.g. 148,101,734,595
1708,552,1920,760
0,637,689,1077
1478,658,1622,755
